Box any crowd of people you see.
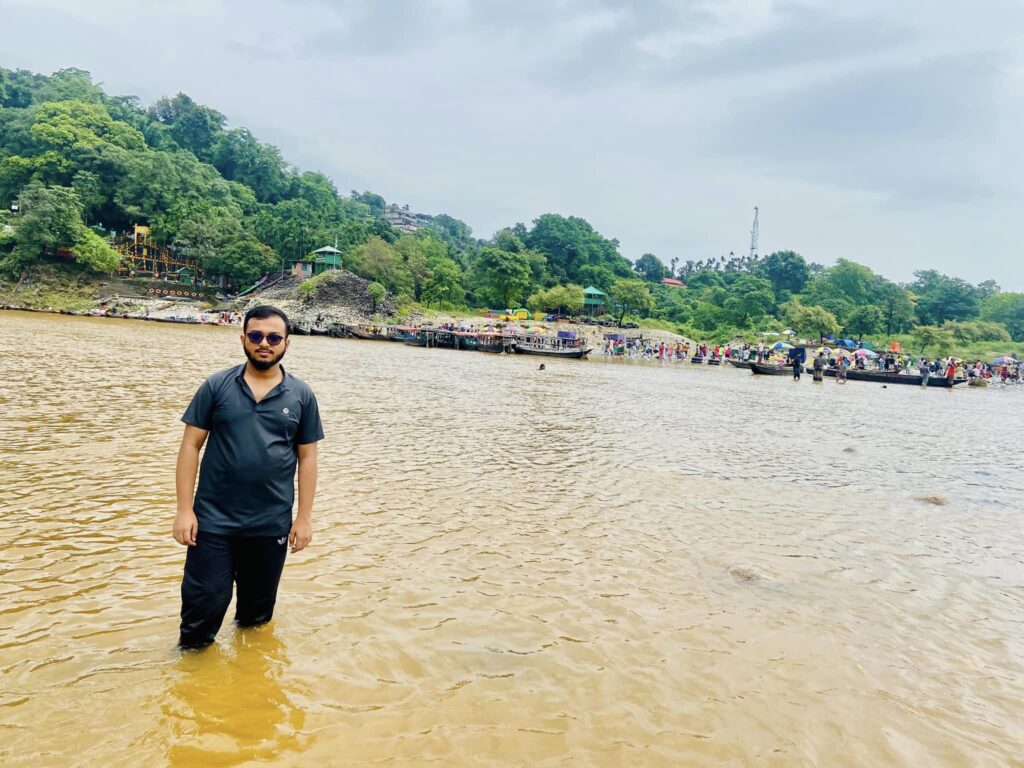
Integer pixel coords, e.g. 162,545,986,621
599,333,1022,384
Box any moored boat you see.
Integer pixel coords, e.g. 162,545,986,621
475,332,507,353
345,324,389,340
511,333,590,359
453,331,479,350
691,355,705,364
387,326,415,342
728,359,754,369
807,367,967,387
750,362,791,375
707,356,722,365
404,328,432,347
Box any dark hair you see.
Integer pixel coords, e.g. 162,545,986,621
244,305,291,335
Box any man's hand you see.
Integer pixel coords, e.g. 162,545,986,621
173,509,198,546
290,514,312,553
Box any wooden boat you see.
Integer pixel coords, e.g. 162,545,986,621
404,328,431,347
807,367,967,388
149,317,198,324
968,378,988,387
309,326,330,336
707,356,722,365
387,326,415,342
728,359,754,370
690,355,705,364
512,334,590,359
426,330,456,349
291,323,310,336
453,331,479,350
750,362,792,376
476,332,507,353
345,324,389,340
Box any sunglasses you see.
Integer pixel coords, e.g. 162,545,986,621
245,331,286,346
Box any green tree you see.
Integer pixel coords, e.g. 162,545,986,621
755,250,809,294
421,256,464,307
348,236,412,296
149,93,226,160
474,246,531,307
395,234,447,301
633,253,667,282
71,170,104,224
525,214,631,285
942,320,1011,344
351,190,386,217
911,270,980,325
783,300,841,339
211,128,290,203
70,228,120,272
686,268,725,291
875,280,916,335
528,284,584,314
202,238,276,286
844,305,884,336
723,273,775,326
6,181,84,269
980,292,1024,341
609,278,654,326
911,325,956,355
367,281,386,313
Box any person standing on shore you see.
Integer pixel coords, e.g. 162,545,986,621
173,305,324,649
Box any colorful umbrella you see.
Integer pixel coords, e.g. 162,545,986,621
992,355,1018,365
773,341,794,350
854,348,877,358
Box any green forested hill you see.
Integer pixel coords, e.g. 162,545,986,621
1,66,1022,356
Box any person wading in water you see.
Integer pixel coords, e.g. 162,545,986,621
173,305,324,649
813,351,826,382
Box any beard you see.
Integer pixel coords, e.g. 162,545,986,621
244,343,287,370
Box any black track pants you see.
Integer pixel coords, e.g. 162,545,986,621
178,531,288,648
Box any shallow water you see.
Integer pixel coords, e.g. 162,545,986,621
1,310,1022,767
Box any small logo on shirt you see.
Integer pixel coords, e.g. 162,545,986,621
282,407,290,415
277,536,287,546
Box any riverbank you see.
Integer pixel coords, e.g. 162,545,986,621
5,262,1019,363
0,263,692,349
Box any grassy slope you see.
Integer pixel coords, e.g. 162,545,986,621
0,262,102,311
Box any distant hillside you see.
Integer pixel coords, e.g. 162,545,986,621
1,66,1021,353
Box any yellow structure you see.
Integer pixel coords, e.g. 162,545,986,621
117,224,201,281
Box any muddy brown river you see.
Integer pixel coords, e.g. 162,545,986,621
1,310,1022,767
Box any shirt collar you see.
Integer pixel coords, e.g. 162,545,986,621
234,362,291,391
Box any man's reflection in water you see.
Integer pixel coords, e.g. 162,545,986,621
162,626,305,767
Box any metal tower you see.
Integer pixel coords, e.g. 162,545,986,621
749,206,759,260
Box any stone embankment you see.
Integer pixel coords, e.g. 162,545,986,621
246,271,397,326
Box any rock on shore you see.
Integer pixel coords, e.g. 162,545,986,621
245,271,397,326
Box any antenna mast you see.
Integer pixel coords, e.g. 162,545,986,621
749,206,759,260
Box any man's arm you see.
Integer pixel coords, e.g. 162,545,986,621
173,425,208,546
291,441,318,553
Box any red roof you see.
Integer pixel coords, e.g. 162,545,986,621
661,278,687,287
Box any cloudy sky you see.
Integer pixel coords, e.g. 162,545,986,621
2,0,1022,288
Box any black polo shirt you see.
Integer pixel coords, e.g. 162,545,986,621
181,363,324,536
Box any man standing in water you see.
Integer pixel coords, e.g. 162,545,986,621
812,351,826,382
173,305,324,649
